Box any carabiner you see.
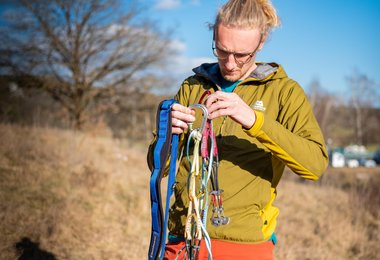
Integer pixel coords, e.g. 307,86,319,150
189,104,208,133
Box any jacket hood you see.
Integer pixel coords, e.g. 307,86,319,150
192,62,288,88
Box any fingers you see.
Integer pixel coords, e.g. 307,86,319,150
205,91,229,107
172,117,190,130
203,91,255,128
172,103,195,115
172,104,196,126
171,103,196,134
205,91,240,119
209,98,238,110
170,90,253,133
172,126,185,134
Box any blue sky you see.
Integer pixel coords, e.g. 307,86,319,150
140,0,380,97
1,0,378,98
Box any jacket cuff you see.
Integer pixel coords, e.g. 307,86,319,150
243,111,264,137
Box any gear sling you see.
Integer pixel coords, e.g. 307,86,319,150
148,99,179,260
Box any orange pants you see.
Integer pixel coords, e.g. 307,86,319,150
163,239,274,260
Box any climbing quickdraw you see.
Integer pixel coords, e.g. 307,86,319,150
200,107,229,228
184,104,212,260
181,96,230,260
198,91,230,229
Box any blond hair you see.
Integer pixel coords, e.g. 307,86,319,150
214,0,280,35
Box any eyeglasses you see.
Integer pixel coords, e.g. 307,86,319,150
212,36,262,66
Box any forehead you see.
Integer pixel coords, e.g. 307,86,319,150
215,24,261,52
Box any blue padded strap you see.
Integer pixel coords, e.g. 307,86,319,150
148,99,178,260
159,133,179,259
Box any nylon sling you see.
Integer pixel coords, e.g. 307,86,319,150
148,99,179,260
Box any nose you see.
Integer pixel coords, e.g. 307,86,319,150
223,53,237,70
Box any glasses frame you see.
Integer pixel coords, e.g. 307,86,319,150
212,34,263,66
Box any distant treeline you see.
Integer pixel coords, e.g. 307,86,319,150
0,75,168,140
1,75,379,147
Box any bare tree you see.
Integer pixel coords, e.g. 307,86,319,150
346,71,377,145
308,79,337,141
0,0,173,128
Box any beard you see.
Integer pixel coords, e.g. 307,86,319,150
220,67,243,82
219,62,256,82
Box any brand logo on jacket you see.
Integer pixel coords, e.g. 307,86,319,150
252,100,266,111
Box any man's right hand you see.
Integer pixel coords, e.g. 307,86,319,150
171,103,196,134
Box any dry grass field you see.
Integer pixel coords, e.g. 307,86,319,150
0,123,379,260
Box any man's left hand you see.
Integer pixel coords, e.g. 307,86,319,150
205,91,256,129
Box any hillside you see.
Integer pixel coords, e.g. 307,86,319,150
0,124,379,259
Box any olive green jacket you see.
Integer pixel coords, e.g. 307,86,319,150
148,62,328,243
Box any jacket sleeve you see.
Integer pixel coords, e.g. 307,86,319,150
147,131,157,171
244,80,329,180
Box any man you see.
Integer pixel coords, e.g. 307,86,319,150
148,0,328,259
